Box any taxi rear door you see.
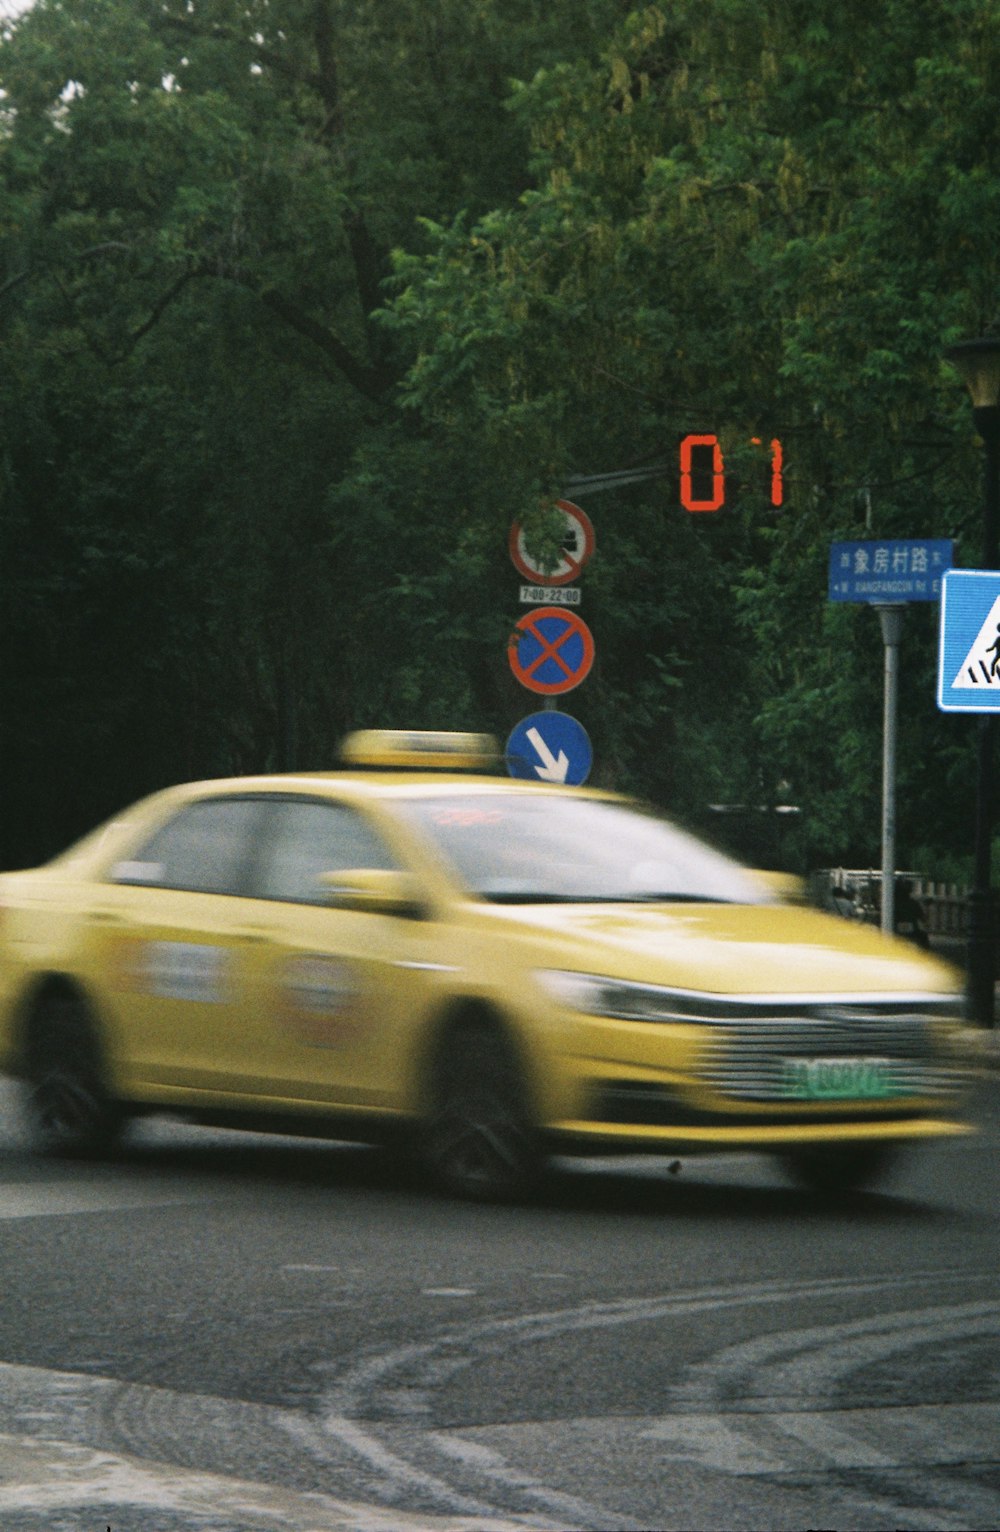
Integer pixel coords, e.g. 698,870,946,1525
86,795,270,1098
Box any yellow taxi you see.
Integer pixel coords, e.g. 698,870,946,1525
0,731,971,1199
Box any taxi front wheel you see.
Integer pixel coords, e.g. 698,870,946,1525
424,1021,541,1202
24,992,125,1157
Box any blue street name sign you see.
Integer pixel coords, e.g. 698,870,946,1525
937,568,1000,712
828,539,953,603
505,711,593,786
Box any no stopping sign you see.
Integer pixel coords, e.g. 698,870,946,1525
508,607,595,695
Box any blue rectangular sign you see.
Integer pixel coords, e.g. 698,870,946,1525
828,539,953,603
937,568,1000,712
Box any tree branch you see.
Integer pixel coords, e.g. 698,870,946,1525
312,0,344,139
0,243,134,307
118,268,198,358
259,287,392,401
0,269,33,303
308,0,385,322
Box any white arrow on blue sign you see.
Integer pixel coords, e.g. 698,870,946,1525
938,568,1000,712
505,711,593,786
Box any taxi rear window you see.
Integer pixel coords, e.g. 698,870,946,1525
110,797,265,896
398,794,770,905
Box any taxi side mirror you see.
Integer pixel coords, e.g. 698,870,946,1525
319,868,427,919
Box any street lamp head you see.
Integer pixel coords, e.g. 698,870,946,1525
944,336,1000,410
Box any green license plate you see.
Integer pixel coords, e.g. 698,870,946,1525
780,1056,902,1101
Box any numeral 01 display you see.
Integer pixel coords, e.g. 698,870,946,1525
679,434,783,512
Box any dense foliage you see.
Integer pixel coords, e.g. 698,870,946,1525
1,0,998,873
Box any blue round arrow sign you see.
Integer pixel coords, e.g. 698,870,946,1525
505,711,593,786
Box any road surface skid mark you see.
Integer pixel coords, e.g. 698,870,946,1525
464,1396,999,1477
0,1429,542,1531
319,1274,1000,1532
438,1296,1000,1532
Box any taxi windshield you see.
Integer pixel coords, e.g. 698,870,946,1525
399,793,771,906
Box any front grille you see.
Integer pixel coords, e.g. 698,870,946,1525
701,1006,958,1102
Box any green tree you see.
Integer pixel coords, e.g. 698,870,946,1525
381,0,1000,869
2,0,998,880
0,0,627,860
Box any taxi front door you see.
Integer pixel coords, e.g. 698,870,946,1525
240,901,441,1109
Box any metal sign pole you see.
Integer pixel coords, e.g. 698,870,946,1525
877,605,904,934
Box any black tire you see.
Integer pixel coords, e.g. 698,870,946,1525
423,1021,541,1201
23,991,125,1157
781,1143,898,1194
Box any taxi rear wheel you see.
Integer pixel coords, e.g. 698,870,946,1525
780,1144,898,1194
424,1022,540,1201
24,992,125,1157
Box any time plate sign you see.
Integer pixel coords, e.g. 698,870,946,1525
781,1056,903,1101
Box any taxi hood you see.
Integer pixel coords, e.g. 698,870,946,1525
476,899,958,998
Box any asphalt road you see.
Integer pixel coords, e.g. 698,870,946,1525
0,1078,997,1532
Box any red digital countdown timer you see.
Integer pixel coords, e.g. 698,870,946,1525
679,434,783,512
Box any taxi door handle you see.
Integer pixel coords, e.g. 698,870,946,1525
235,928,270,944
90,909,125,925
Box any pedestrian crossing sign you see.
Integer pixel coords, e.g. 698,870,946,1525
937,569,1000,712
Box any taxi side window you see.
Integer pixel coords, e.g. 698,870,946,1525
255,799,398,905
112,798,264,896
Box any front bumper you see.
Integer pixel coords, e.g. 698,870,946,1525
537,994,971,1152
545,1113,973,1154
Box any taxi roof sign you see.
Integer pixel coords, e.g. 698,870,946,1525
340,730,499,770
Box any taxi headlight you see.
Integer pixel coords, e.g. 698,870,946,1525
534,972,967,1037
536,970,692,1023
